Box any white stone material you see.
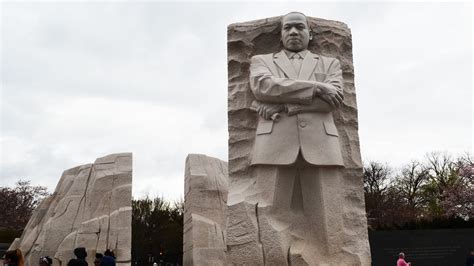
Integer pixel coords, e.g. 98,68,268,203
183,154,228,266
225,14,371,265
9,153,132,266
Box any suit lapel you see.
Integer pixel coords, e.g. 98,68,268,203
298,52,319,80
273,51,298,79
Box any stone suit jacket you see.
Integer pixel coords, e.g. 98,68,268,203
249,50,344,166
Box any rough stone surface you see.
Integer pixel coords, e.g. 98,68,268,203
183,154,228,266
226,16,371,265
9,153,132,266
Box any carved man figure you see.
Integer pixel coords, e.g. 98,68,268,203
249,11,346,264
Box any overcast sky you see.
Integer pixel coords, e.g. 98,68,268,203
1,1,472,200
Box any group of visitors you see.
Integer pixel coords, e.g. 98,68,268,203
67,247,116,266
4,248,473,265
1,248,116,266
92,250,116,266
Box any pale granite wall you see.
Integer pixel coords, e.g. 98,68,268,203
183,154,228,266
9,153,132,266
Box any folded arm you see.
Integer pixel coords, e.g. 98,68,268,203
286,98,335,115
286,58,344,114
249,55,315,105
252,99,334,119
249,55,344,111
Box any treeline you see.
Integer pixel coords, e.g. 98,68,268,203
0,181,49,242
132,197,183,266
364,152,473,230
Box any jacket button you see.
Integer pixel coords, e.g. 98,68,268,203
300,121,307,128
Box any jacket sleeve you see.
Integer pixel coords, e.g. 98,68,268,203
323,57,343,95
286,58,344,114
286,98,335,115
249,55,315,104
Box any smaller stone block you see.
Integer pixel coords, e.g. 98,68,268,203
183,154,228,266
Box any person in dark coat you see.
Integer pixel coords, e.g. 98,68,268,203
100,250,115,266
467,249,474,266
67,247,88,266
94,253,103,266
4,249,24,266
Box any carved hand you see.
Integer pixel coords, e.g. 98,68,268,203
316,83,344,108
257,103,285,120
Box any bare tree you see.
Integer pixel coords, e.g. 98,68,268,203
425,152,458,192
394,161,429,219
0,180,49,231
363,161,391,194
363,162,398,229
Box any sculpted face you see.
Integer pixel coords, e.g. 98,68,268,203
281,12,312,52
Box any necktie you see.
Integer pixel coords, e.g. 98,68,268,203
291,53,303,76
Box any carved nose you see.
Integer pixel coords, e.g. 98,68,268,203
289,28,299,35
299,121,307,128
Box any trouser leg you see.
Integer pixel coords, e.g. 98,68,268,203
253,165,299,265
300,166,344,255
255,165,296,212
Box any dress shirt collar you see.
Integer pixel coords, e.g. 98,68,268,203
284,49,308,59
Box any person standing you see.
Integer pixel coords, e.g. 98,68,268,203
67,247,88,266
466,249,474,266
3,249,24,266
99,250,115,266
93,253,103,266
397,252,411,266
39,256,53,266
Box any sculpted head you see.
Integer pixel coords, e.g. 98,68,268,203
281,12,312,52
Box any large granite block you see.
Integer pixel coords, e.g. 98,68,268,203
9,153,132,266
226,14,371,265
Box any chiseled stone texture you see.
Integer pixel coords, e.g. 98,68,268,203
227,16,371,265
183,154,228,266
9,153,132,266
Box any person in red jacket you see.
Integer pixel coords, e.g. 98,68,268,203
397,252,411,266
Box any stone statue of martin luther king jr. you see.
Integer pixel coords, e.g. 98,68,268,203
248,11,347,263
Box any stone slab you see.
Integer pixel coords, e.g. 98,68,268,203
9,153,132,266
